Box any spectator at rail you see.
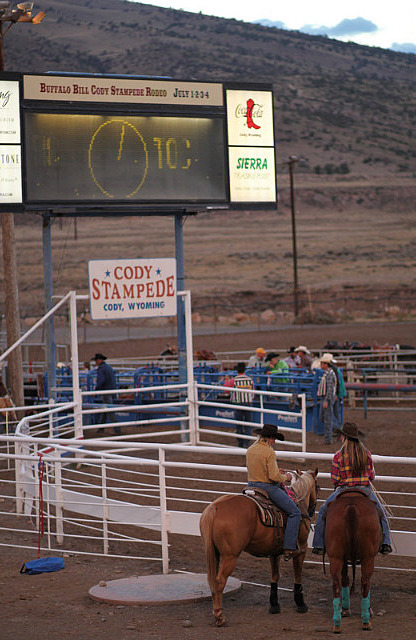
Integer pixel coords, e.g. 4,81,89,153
295,345,313,370
248,347,267,368
311,352,322,370
317,353,338,444
284,346,301,369
229,362,255,448
265,352,289,382
81,361,91,373
93,353,120,435
325,353,347,429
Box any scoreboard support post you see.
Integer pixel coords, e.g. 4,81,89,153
42,211,56,400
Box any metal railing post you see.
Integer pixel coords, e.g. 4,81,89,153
301,393,307,452
70,291,83,439
179,290,197,445
102,463,109,555
14,438,24,514
159,448,170,574
54,460,64,544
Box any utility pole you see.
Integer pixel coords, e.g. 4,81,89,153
0,2,45,409
285,155,300,318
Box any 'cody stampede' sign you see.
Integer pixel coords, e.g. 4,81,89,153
88,258,176,320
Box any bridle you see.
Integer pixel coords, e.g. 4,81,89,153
291,470,319,519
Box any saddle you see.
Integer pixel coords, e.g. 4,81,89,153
242,487,285,529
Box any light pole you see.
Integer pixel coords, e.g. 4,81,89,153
0,2,45,410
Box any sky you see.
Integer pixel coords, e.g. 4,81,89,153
132,1,416,53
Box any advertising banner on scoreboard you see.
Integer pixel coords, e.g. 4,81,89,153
88,258,177,320
0,79,22,205
226,89,276,205
226,89,274,147
228,146,276,202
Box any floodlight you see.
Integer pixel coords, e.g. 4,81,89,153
0,0,10,14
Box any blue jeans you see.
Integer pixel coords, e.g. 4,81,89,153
235,407,252,448
312,486,391,549
319,399,335,443
333,398,343,429
248,481,301,550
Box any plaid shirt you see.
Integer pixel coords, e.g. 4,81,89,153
317,367,337,402
331,448,375,487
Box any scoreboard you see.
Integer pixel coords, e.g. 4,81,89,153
0,73,277,213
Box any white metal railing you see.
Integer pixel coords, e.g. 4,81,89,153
0,437,415,575
196,383,307,451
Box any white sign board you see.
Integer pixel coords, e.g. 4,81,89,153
0,80,22,204
88,258,177,320
228,146,276,202
226,89,276,204
226,89,274,147
24,75,224,107
0,80,21,144
0,145,22,203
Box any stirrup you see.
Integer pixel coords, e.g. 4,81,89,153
380,543,392,554
283,548,301,561
312,547,324,556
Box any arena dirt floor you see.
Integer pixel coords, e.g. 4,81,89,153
1,322,416,639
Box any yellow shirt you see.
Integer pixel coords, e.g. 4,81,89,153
246,439,287,484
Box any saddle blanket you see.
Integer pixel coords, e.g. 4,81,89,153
243,487,285,529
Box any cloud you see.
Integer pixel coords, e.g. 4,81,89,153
301,17,378,38
253,18,286,30
391,42,416,54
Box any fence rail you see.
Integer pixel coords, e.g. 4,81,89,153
1,431,415,574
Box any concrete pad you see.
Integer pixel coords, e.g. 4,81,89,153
89,572,241,606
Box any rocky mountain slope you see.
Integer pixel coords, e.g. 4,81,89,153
4,0,416,180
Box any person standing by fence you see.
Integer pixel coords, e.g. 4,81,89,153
93,353,119,435
230,362,255,448
317,353,337,444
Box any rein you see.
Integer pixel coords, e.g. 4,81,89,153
290,470,318,519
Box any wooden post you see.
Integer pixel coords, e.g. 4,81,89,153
1,212,24,411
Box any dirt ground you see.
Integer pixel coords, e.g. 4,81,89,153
1,321,416,640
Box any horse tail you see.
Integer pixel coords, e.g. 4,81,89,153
200,504,220,594
346,504,358,593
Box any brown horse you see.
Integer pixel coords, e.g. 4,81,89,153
325,491,382,633
200,468,319,626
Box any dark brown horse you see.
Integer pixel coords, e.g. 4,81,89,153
325,491,382,633
200,468,318,626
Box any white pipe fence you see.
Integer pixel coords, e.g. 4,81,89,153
0,435,415,575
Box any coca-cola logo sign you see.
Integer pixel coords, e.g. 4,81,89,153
234,98,263,129
0,90,11,108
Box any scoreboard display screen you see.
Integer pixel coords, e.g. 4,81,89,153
24,113,226,204
0,73,276,212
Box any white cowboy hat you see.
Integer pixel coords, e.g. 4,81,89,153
295,345,310,354
320,352,337,363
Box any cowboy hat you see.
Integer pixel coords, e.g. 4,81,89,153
295,345,310,354
320,352,337,363
256,347,266,356
92,353,107,361
265,351,279,362
253,423,285,440
340,422,365,441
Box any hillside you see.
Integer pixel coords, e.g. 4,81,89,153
2,0,416,324
4,0,416,181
